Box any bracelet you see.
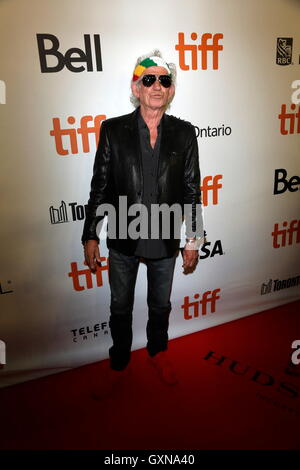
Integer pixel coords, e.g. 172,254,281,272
185,238,201,250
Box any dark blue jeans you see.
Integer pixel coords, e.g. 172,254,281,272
108,248,177,370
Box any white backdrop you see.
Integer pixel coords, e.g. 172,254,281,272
0,0,299,387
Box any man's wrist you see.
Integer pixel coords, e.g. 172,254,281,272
185,237,200,250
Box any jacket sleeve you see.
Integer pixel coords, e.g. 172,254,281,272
180,125,204,245
81,120,111,244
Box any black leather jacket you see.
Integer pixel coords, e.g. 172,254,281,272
81,107,201,256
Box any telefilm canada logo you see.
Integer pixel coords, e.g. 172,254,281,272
49,201,87,224
71,322,109,343
261,275,300,295
36,34,103,73
276,38,293,65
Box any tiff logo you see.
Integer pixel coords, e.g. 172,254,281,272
201,175,222,206
37,34,102,73
68,259,109,291
50,114,106,156
0,80,5,104
272,219,300,248
0,340,6,366
181,289,221,319
175,32,223,70
278,104,300,135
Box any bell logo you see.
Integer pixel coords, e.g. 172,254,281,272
68,259,109,291
36,34,102,73
0,340,6,367
175,32,223,70
201,175,222,206
50,114,106,156
273,168,300,195
182,289,221,319
272,219,300,248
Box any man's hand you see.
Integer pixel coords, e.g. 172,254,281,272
181,242,199,274
84,240,101,273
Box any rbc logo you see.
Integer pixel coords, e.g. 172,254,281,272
276,38,293,66
36,34,103,73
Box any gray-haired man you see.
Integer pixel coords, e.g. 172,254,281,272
82,50,203,394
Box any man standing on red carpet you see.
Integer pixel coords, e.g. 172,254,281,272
81,50,203,395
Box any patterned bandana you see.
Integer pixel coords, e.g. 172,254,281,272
132,56,171,81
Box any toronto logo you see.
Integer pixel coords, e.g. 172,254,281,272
49,201,87,224
261,275,300,295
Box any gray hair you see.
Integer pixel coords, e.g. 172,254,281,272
130,49,177,109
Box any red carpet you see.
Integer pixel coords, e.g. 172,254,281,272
0,301,299,450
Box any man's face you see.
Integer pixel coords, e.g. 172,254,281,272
132,66,175,111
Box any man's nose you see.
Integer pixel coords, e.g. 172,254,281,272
153,78,162,89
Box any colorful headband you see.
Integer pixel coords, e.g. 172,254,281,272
132,56,171,82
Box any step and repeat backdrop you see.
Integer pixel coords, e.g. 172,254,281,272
0,0,299,387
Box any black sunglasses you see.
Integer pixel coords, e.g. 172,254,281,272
140,74,172,88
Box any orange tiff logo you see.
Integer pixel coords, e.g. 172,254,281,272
201,175,223,206
68,259,109,291
182,289,221,319
50,114,106,156
175,32,223,70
